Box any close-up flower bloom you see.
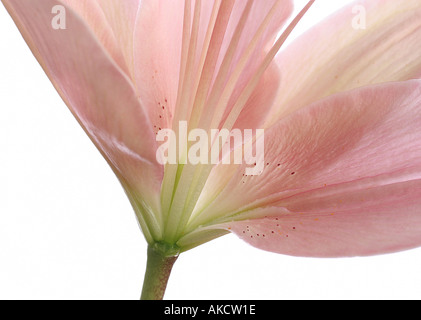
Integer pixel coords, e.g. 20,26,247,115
1,0,421,300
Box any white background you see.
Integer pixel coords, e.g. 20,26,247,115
1,0,421,300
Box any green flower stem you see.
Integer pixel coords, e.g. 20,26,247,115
140,244,179,300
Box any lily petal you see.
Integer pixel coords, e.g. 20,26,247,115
221,178,421,257
187,80,421,253
267,0,421,125
59,0,131,75
95,0,141,80
133,0,186,131
3,0,163,240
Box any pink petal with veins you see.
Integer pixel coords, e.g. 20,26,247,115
3,0,163,216
267,0,421,125
96,0,141,80
190,80,421,257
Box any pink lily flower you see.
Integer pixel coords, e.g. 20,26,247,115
2,0,421,300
